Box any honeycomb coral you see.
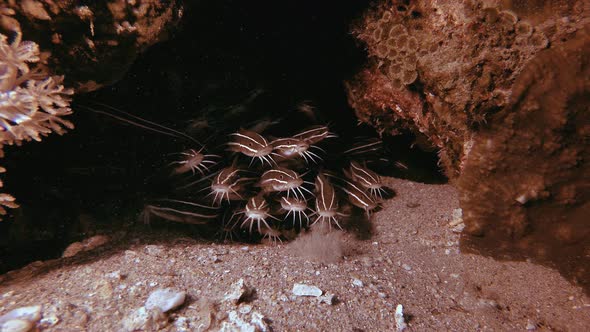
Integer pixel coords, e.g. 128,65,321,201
458,33,590,294
515,20,533,37
347,0,587,178
360,11,419,88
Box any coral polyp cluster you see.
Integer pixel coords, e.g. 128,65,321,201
348,0,567,177
360,9,420,89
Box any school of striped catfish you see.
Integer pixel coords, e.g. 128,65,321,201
94,100,394,244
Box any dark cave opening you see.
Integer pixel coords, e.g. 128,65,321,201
0,0,445,273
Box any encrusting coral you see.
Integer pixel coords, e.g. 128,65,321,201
0,30,74,219
347,0,588,178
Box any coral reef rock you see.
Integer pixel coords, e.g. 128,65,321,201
458,32,590,294
347,0,589,178
0,0,184,92
347,0,589,292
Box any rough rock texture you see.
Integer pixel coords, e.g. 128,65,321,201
347,0,589,292
458,33,590,293
347,0,589,178
0,0,184,92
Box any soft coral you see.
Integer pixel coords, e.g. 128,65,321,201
0,31,74,220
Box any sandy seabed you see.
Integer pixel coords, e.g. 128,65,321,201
0,178,588,331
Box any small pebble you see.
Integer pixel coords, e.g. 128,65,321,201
402,264,412,271
450,208,463,225
238,305,252,314
39,315,59,327
174,316,190,331
106,270,125,280
352,278,364,287
224,279,253,304
1,291,14,299
0,306,42,324
0,319,33,332
145,288,186,313
62,242,85,258
317,293,336,305
251,311,269,332
395,304,407,331
292,283,323,297
221,310,255,332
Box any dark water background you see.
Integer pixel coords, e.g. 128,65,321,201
0,1,445,273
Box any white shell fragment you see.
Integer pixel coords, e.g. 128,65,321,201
352,278,364,287
250,311,269,332
292,283,323,297
145,288,186,313
515,194,529,204
449,208,463,226
395,304,407,331
0,306,42,324
220,311,254,332
0,306,42,332
0,319,34,332
220,310,269,332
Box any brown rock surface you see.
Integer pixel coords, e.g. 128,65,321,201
0,0,183,92
347,0,590,292
347,0,589,177
458,33,590,293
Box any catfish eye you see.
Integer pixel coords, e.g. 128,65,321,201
248,143,253,147
279,175,284,179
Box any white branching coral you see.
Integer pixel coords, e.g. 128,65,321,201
0,31,74,219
